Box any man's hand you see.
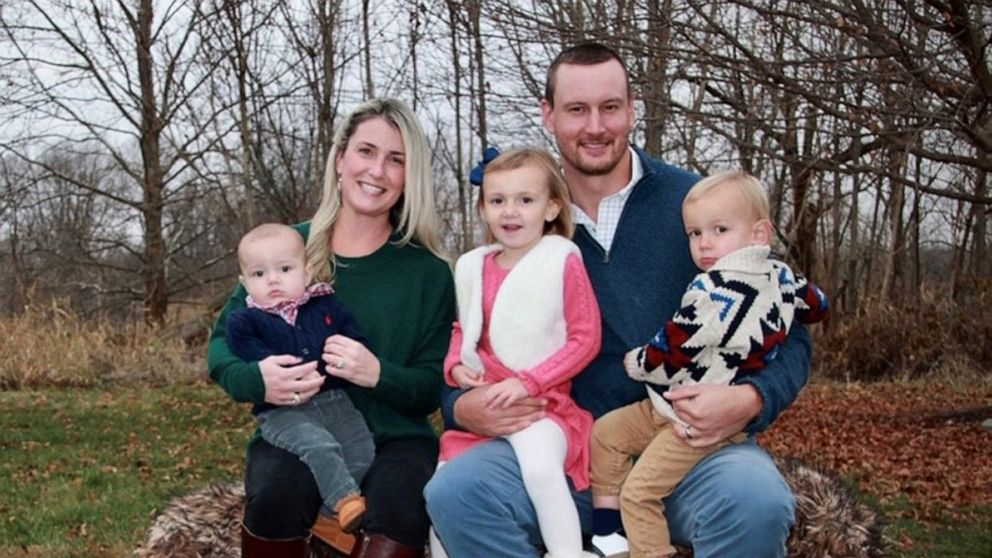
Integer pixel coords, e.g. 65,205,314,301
453,384,547,437
665,383,762,447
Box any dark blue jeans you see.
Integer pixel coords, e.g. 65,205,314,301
245,435,437,546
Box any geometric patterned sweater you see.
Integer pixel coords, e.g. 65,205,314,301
624,245,828,425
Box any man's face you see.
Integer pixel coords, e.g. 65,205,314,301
541,59,635,178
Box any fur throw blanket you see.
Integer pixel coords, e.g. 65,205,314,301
135,459,889,558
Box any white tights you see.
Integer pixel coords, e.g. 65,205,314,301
430,418,581,558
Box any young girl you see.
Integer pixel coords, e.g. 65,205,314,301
430,148,601,558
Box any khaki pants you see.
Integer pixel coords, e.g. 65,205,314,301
590,399,746,557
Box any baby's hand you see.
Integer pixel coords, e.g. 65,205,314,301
451,364,487,389
485,378,529,409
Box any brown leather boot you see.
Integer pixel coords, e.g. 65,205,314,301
348,532,425,558
241,522,310,557
312,514,358,554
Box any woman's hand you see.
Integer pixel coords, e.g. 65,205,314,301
259,354,324,406
665,383,762,447
323,334,381,388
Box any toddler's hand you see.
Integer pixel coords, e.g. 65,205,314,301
484,378,529,409
451,364,487,388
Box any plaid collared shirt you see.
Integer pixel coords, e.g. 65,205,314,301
571,147,644,254
245,282,335,326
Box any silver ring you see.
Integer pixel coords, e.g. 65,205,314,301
332,358,344,369
685,425,693,439
292,392,302,405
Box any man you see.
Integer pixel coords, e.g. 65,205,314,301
425,42,811,558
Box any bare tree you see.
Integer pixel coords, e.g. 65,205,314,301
1,0,989,328
0,1,234,323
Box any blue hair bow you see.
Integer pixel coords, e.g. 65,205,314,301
469,146,501,186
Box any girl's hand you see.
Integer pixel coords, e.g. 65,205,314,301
453,387,546,437
484,378,529,409
451,364,487,389
323,334,381,388
259,354,323,406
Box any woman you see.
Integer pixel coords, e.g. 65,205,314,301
208,98,455,558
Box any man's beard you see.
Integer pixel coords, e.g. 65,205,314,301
569,145,625,177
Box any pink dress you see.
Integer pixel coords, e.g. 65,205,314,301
439,251,600,490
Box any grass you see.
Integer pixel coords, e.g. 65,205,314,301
2,382,990,557
885,507,992,558
0,381,253,558
1,304,989,556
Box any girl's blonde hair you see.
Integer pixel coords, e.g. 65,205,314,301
685,169,770,221
306,98,446,282
475,148,574,243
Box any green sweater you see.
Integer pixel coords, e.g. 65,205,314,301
208,223,455,452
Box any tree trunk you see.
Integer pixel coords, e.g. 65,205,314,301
362,0,374,98
410,4,420,111
317,0,338,173
971,167,988,278
136,0,168,325
446,1,470,252
468,0,488,147
880,146,907,304
225,1,255,227
642,0,672,157
846,174,861,315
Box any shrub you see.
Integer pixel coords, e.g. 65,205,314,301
815,287,992,384
0,301,203,389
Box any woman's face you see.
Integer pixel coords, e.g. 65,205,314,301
335,117,406,221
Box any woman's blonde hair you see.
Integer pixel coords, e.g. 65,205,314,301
684,169,771,221
306,98,445,282
475,147,574,243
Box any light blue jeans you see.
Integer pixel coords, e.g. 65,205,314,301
258,389,375,514
424,437,794,558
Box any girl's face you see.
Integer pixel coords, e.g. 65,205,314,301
335,117,406,221
481,164,561,267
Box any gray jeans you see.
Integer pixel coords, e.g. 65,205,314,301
258,389,375,513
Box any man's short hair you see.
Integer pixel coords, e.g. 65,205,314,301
544,42,631,106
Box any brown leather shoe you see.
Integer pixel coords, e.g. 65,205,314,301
348,533,425,558
312,514,358,554
241,522,309,558
334,494,367,533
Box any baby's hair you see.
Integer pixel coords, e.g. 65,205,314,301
685,170,770,221
476,147,574,242
238,222,304,270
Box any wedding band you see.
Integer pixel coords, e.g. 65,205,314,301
685,425,694,439
292,392,301,405
333,358,345,369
